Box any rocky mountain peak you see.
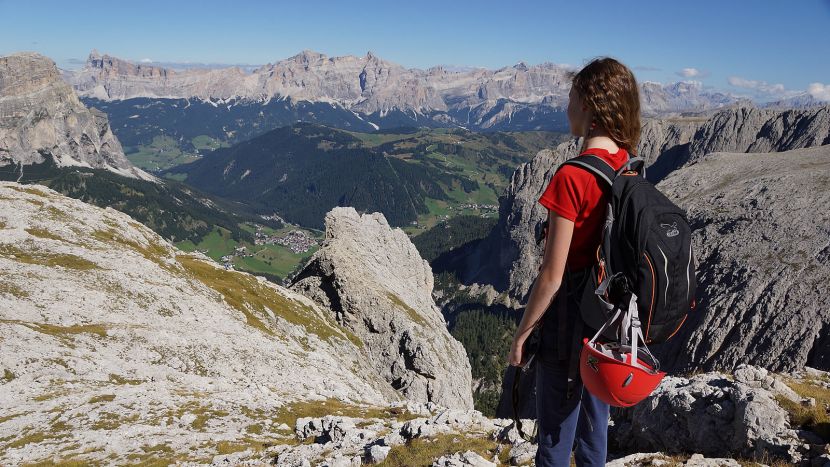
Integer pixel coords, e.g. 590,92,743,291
0,52,150,179
0,53,61,95
290,207,474,409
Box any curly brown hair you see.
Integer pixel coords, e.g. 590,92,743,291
569,57,641,153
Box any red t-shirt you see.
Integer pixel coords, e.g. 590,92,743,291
538,147,629,270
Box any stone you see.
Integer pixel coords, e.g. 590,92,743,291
368,444,391,463
432,450,496,467
0,53,150,180
610,372,802,463
290,207,474,409
508,441,537,464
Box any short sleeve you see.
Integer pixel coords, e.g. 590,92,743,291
538,166,586,222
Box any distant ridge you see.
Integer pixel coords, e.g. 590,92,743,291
65,49,751,132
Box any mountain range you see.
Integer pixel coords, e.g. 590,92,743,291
66,49,754,134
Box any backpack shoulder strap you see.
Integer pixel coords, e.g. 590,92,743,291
560,154,617,187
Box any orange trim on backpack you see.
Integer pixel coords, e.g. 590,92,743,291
666,314,688,340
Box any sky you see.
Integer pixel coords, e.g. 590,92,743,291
2,0,829,102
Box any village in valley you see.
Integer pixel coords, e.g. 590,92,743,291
218,223,318,270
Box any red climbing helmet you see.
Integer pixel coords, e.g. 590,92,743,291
580,295,667,407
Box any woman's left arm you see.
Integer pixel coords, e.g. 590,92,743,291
507,210,574,366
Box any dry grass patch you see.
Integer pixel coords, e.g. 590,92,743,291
92,229,176,273
0,320,108,348
272,398,419,432
177,255,361,347
386,292,428,326
25,227,64,242
88,394,116,404
776,377,830,441
0,281,29,298
0,243,98,270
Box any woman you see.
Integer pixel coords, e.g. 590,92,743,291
507,57,641,466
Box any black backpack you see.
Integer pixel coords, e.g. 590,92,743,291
562,153,697,344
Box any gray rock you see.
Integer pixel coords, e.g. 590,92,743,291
290,207,474,409
685,453,742,466
0,53,150,180
432,450,496,467
368,444,391,463
656,146,830,372
507,441,537,465
611,372,802,462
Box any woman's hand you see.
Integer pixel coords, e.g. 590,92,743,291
508,333,527,367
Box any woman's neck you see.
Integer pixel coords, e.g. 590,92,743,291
581,135,620,153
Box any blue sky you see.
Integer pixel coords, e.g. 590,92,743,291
2,0,829,101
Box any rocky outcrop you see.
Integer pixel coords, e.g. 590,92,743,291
290,207,474,409
0,53,150,180
255,365,830,465
654,145,830,373
646,105,830,181
66,50,744,130
0,182,394,464
611,365,803,462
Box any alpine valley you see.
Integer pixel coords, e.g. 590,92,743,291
1,48,829,466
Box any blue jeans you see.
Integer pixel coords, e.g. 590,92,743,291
534,268,610,467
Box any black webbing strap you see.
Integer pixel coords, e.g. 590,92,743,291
565,317,584,402
512,363,537,442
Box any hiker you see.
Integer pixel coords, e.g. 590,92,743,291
507,57,642,467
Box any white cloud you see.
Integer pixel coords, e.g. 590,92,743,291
679,68,700,78
140,58,153,63
808,82,830,101
675,67,710,79
727,76,786,94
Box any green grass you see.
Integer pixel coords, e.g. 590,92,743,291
162,173,188,182
188,227,238,261
234,244,318,277
125,135,201,171
191,135,228,151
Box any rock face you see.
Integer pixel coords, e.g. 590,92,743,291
66,50,743,130
647,106,830,181
611,366,803,462
0,182,395,464
654,145,830,372
290,207,474,409
0,53,149,179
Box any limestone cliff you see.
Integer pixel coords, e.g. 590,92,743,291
0,53,149,180
290,207,475,410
